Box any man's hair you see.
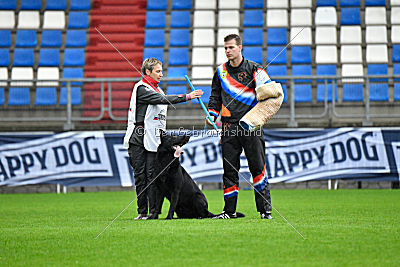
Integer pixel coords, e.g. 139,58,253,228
224,34,242,46
141,58,162,74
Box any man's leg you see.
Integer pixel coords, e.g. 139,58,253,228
128,144,148,216
145,151,157,215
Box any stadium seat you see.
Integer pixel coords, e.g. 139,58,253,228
267,0,288,8
266,10,288,27
294,84,312,102
167,67,187,84
37,67,59,86
65,30,87,47
340,26,362,44
218,11,239,27
392,0,400,6
291,46,312,64
292,64,312,83
64,49,85,66
194,0,216,9
18,11,40,29
342,64,364,101
0,30,11,47
63,68,83,85
394,64,400,101
166,86,187,104
193,29,215,46
70,0,91,10
0,11,15,29
43,11,65,29
0,67,8,86
11,67,33,86
392,26,400,43
143,48,163,62
342,64,364,82
216,47,227,65
315,7,337,25
291,9,312,26
191,66,213,85
170,11,190,28
170,29,189,46
315,27,337,44
341,45,362,63
392,7,400,24
340,0,360,6
192,47,214,65
8,88,30,105
243,28,263,46
146,11,166,28
15,30,37,47
0,88,4,105
343,84,364,101
291,0,312,7
68,12,89,29
35,87,57,105
144,29,165,47
147,0,167,10
0,0,16,9
41,30,62,47
13,49,34,66
193,11,215,28
267,65,287,83
367,64,388,101
365,7,386,25
316,64,337,102
316,46,338,64
46,0,67,10
243,47,263,64
267,46,287,64
244,0,264,9
366,26,387,44
267,28,287,45
243,10,264,27
60,87,81,105
340,8,361,25
393,45,400,62
290,27,312,45
0,49,9,66
366,0,386,5
172,0,192,9
219,0,240,9
39,49,60,66
217,28,239,46
366,45,388,63
169,48,189,65
317,0,337,6
20,0,41,10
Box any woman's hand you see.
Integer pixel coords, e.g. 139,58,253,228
189,90,204,99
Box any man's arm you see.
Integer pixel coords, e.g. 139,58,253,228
254,66,272,90
137,85,187,105
207,70,223,120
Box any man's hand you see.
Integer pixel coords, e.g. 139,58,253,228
206,116,216,126
189,89,203,99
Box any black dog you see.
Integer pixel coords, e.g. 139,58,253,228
148,131,214,220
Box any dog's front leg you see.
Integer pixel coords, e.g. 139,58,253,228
166,190,179,220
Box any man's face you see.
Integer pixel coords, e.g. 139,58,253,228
146,63,163,82
224,39,242,61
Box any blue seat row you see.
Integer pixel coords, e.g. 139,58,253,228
0,0,90,10
146,11,190,28
147,0,192,10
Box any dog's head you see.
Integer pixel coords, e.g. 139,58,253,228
159,130,190,158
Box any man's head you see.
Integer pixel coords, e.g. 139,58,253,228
141,58,163,82
224,34,242,62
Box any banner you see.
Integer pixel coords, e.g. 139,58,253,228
0,128,399,187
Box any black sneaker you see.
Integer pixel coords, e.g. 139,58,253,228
260,212,273,219
212,211,238,219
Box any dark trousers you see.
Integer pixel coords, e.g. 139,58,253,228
221,122,272,214
128,144,157,215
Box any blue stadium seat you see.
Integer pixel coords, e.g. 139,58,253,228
368,64,388,101
65,30,87,47
70,0,91,10
291,46,312,64
317,0,337,6
39,49,60,66
0,30,11,47
316,65,337,81
63,68,83,85
243,28,263,46
267,28,287,45
147,0,167,10
13,49,34,66
144,29,165,47
0,88,4,105
343,84,363,101
146,12,166,28
0,0,16,9
143,48,164,62
167,86,187,104
365,0,386,6
60,87,81,105
41,30,62,47
267,65,287,83
0,49,9,66
169,29,189,46
243,10,264,27
340,0,360,6
64,49,85,66
393,45,400,62
367,64,388,82
169,48,189,65
244,0,264,9
8,88,30,105
243,47,263,64
316,65,337,102
170,11,190,28
292,65,312,102
292,65,312,83
20,0,41,10
16,30,37,47
35,87,57,105
46,0,66,10
395,64,400,101
172,0,192,10
267,46,287,64
340,8,361,25
167,67,188,84
68,12,89,29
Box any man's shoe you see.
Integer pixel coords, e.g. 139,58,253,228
260,212,273,219
133,214,148,220
212,211,238,219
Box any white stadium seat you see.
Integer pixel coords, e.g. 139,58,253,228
291,9,312,26
316,46,338,64
218,0,240,9
0,68,8,86
391,7,400,24
18,11,40,29
195,0,216,9
43,11,65,29
218,10,239,27
290,0,312,8
193,29,215,46
193,11,215,28
340,26,362,44
217,28,239,45
37,67,60,86
315,27,337,45
392,26,400,43
216,47,226,65
365,7,386,25
340,45,362,63
0,11,15,29
315,7,337,26
365,26,387,44
192,47,214,65
392,0,400,6
11,67,34,86
266,9,288,27
267,0,288,8
366,45,388,63
342,64,364,83
290,27,312,45
192,66,213,85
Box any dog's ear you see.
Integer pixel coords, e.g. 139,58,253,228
159,129,166,141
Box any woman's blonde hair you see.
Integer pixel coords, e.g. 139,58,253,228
141,58,162,75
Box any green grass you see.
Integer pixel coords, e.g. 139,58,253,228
1,190,399,266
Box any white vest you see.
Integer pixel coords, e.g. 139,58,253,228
123,80,168,152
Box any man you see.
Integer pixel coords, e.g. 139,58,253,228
208,34,273,219
123,58,203,220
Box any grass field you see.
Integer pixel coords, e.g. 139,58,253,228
1,189,399,266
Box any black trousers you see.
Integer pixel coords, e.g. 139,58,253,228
221,122,272,214
128,144,157,215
